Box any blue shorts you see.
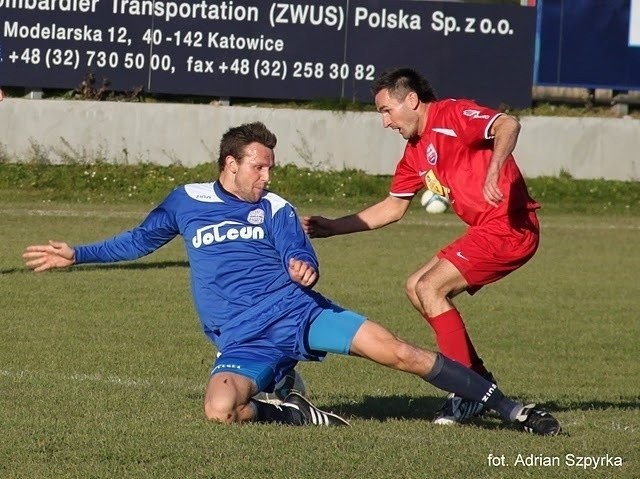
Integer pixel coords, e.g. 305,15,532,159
211,302,366,393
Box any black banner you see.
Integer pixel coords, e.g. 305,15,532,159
0,0,536,107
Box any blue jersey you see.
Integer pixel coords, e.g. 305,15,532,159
74,181,328,356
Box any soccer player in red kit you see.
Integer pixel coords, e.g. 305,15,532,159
303,67,541,425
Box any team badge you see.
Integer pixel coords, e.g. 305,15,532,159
426,143,438,165
247,209,265,225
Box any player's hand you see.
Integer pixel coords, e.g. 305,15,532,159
483,169,504,207
22,240,75,272
288,258,318,287
302,216,333,238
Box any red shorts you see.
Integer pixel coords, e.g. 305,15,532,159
438,211,539,294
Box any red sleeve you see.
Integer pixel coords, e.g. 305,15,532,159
444,99,501,147
389,149,423,197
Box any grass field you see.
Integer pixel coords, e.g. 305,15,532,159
1,201,639,479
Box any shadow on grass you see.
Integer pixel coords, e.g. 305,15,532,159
1,261,189,275
333,396,639,420
314,395,518,432
324,395,638,435
334,395,444,421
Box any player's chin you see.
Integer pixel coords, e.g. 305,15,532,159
250,188,266,202
400,131,413,140
395,128,408,139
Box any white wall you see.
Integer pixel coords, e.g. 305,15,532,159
515,116,640,180
0,98,638,180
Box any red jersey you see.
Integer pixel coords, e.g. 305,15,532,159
389,99,539,227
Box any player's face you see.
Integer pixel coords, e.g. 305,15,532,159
229,142,275,203
375,89,420,140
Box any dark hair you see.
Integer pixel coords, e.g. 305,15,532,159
217,122,277,170
372,67,437,103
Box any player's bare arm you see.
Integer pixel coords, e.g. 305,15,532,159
22,240,75,272
303,195,411,238
483,114,521,206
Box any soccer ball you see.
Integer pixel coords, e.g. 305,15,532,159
420,190,449,214
254,369,306,404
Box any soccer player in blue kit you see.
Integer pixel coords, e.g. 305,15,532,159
22,122,559,435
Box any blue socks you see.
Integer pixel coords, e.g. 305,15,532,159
424,353,522,421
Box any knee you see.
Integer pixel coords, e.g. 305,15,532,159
404,275,417,299
203,397,237,424
405,275,424,307
414,275,440,303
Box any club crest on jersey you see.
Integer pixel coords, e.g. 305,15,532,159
247,208,265,225
426,143,438,165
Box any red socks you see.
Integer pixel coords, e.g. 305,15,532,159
426,309,489,376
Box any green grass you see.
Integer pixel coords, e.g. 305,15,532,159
1,163,639,215
1,168,639,478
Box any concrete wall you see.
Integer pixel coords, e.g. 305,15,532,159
515,116,640,180
0,98,638,180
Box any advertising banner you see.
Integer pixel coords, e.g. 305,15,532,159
1,0,536,107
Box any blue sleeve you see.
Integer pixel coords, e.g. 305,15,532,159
74,194,179,264
271,202,319,277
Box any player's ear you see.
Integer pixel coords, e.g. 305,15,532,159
226,155,238,174
407,91,420,110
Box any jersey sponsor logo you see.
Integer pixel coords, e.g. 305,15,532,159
192,220,265,248
463,109,490,120
425,170,450,198
426,143,438,165
247,208,265,225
